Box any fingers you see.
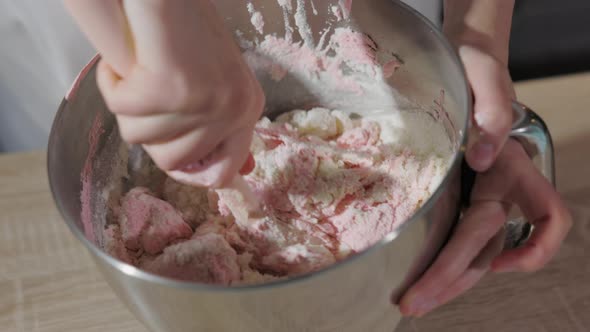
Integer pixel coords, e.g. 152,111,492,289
97,60,167,115
470,225,507,270
115,113,204,145
97,60,212,116
142,126,226,172
167,126,255,188
425,227,505,317
200,126,255,188
459,46,514,172
98,59,264,186
490,152,572,273
398,199,508,317
424,267,487,316
398,139,572,317
470,140,572,273
492,206,571,273
89,1,266,190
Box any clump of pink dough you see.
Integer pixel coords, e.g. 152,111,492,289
141,233,241,285
119,187,193,255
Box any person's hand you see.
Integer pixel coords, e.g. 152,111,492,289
442,0,517,172
457,45,515,172
396,0,520,314
399,0,572,318
398,139,572,317
65,0,264,188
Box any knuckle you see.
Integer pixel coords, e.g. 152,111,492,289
160,70,204,114
97,81,123,114
171,68,264,123
148,73,189,114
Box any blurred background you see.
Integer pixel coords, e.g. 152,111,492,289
509,0,590,81
0,0,588,153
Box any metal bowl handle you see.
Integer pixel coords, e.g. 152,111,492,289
461,101,556,249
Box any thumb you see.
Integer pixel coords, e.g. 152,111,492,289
460,46,514,172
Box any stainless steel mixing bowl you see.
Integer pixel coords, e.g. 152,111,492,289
47,1,554,331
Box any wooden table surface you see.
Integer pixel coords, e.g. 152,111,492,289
2,73,590,332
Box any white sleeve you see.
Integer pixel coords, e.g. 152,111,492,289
0,0,96,152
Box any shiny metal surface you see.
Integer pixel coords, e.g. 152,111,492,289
47,1,552,331
502,101,556,249
511,101,555,184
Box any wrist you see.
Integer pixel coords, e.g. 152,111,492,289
442,0,515,65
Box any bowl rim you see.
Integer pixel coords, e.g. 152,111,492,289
47,0,472,292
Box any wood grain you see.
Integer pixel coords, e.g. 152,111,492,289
1,72,589,331
0,153,145,332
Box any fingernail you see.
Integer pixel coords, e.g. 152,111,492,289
471,142,494,170
474,111,491,128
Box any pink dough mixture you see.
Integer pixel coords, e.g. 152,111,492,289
98,1,452,286
103,109,449,285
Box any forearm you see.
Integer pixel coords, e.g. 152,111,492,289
63,0,134,76
443,0,515,65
